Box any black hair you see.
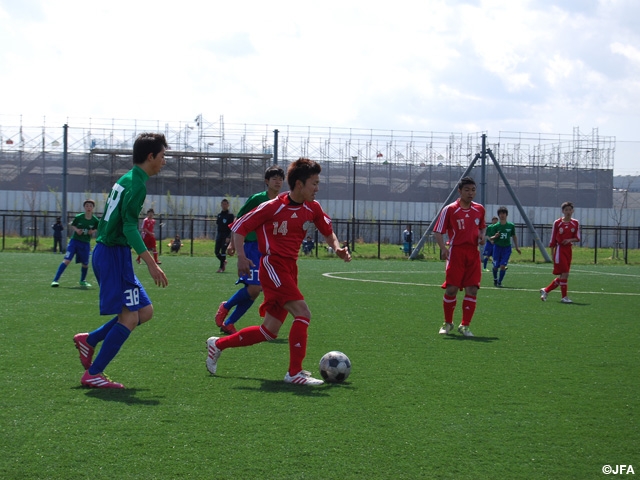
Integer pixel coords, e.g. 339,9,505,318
287,158,321,191
133,133,168,165
457,176,476,190
265,165,285,180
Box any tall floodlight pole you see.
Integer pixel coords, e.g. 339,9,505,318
195,114,203,152
351,156,357,252
273,129,279,164
61,124,68,250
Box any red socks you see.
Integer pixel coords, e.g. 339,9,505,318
288,317,310,376
545,278,560,292
544,278,568,297
216,325,276,350
443,294,477,326
560,280,568,298
214,316,311,377
443,295,457,324
461,295,477,326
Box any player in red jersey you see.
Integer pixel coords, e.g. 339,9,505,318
206,158,351,385
136,208,160,265
540,201,580,303
433,176,486,337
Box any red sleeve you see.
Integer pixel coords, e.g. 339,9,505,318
433,205,450,234
549,219,559,247
312,202,334,238
232,200,273,236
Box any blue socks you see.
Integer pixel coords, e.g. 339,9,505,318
223,287,255,326
226,299,255,325
226,286,251,309
88,322,131,375
87,316,119,347
80,266,88,282
494,268,507,283
53,263,67,282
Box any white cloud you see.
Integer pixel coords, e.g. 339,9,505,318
0,0,639,173
610,41,640,64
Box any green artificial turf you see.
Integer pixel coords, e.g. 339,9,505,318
0,252,638,479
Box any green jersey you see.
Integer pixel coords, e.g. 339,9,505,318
71,213,99,243
97,165,148,254
485,222,498,240
493,221,517,247
236,191,271,242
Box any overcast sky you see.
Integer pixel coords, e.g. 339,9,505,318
1,0,638,175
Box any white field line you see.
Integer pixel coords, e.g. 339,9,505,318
322,268,640,297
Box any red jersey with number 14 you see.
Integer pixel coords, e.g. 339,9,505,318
231,192,334,260
433,199,486,246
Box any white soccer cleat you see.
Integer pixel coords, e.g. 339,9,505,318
439,322,454,335
561,297,573,304
540,288,548,302
284,370,324,386
458,325,474,337
206,336,221,374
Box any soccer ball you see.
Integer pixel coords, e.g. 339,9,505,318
319,351,351,383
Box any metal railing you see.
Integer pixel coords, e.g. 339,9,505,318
2,212,638,263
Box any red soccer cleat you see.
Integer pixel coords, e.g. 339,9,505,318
220,323,237,335
215,302,229,327
73,333,95,370
81,370,124,389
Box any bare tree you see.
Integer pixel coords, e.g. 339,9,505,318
610,177,633,258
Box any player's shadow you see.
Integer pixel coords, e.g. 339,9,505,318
214,375,334,397
443,335,500,343
77,387,163,405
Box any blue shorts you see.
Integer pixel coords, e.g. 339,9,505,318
92,243,151,316
64,238,91,265
236,241,261,286
492,244,512,268
482,242,494,257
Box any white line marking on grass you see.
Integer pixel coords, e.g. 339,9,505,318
322,271,640,296
516,263,640,278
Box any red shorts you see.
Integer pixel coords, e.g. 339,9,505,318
442,244,481,289
552,245,572,275
258,255,304,322
143,235,157,251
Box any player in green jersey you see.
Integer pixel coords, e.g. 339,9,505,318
51,199,100,287
482,216,499,271
73,133,169,389
489,207,521,287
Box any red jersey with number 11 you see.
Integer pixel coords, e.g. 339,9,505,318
231,192,334,260
549,217,580,248
433,199,486,246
